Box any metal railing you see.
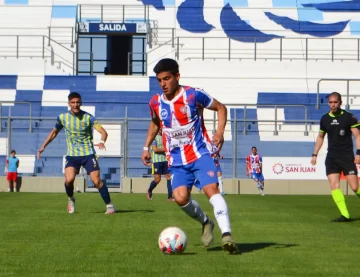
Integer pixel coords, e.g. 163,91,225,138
172,36,360,61
0,35,76,75
77,4,149,23
77,51,147,76
0,27,75,47
1,114,319,179
127,52,147,75
0,102,32,134
47,27,76,47
316,79,360,110
214,104,309,135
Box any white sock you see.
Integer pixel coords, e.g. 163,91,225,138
260,182,264,190
181,199,208,224
209,193,231,234
218,176,224,193
256,182,263,192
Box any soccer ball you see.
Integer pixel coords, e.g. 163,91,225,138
158,227,187,254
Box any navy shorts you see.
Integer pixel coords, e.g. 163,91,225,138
152,161,169,175
65,154,100,175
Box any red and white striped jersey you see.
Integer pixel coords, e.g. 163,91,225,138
246,154,263,174
149,86,213,166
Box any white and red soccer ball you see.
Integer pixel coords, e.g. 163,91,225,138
158,227,187,254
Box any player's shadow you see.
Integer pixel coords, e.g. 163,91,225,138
207,242,298,255
91,209,155,214
116,209,155,213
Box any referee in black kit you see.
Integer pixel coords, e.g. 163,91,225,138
311,92,360,222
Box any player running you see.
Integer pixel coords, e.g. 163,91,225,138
246,146,265,196
141,58,237,254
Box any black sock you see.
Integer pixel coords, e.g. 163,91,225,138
99,184,111,205
148,180,158,193
167,179,172,198
64,183,74,198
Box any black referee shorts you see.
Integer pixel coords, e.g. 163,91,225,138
325,154,357,176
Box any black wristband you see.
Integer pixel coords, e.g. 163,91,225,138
357,150,360,155
312,154,317,157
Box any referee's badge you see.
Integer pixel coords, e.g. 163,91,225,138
340,129,345,136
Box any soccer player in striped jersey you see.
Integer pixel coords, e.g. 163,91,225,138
246,146,265,196
37,92,115,214
141,58,237,254
147,129,173,201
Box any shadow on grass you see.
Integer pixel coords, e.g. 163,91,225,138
90,209,155,214
207,242,298,255
165,252,197,256
116,209,155,213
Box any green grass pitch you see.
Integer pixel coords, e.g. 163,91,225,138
0,193,359,277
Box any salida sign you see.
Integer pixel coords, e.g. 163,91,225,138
79,22,148,34
263,157,327,180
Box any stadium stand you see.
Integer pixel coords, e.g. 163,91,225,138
1,0,360,188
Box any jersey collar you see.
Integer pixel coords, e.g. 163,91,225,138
68,110,84,116
328,110,344,118
161,86,184,104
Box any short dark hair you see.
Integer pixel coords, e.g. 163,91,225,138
328,92,342,101
252,146,257,150
153,58,179,75
10,150,16,154
68,92,82,101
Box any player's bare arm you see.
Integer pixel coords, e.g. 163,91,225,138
245,158,249,176
94,126,108,150
207,98,227,150
311,131,325,165
37,128,61,160
142,118,161,166
151,145,165,153
351,127,360,164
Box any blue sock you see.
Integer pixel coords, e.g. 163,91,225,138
98,184,111,205
167,179,172,199
64,183,74,198
148,180,158,193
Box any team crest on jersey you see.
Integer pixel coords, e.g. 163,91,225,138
180,106,187,114
161,109,168,118
207,170,215,177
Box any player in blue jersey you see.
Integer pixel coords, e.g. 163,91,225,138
147,129,173,201
37,92,115,214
